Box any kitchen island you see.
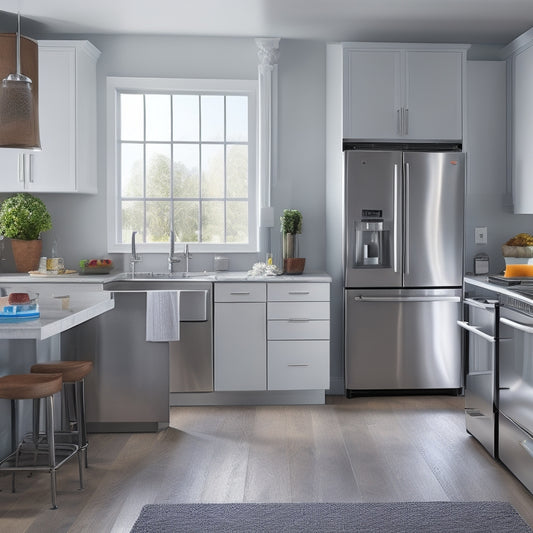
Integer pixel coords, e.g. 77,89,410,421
0,271,332,433
0,287,114,460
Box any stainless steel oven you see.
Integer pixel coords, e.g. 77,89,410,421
498,294,533,494
457,296,499,457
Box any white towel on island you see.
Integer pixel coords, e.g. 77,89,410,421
146,291,180,342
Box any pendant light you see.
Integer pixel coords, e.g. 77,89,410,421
0,12,40,149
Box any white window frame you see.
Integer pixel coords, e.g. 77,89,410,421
106,76,258,254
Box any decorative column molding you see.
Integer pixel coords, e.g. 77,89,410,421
256,37,280,220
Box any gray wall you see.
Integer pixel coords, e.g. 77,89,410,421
0,35,327,276
464,60,533,275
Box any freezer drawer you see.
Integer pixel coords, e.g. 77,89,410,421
499,413,533,494
345,288,462,391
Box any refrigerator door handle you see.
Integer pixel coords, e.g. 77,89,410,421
404,161,410,275
393,163,399,273
355,295,461,303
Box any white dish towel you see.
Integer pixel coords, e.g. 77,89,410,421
146,290,180,342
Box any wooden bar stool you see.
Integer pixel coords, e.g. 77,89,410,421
0,373,81,509
31,360,93,467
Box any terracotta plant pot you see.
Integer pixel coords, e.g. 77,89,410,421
11,239,42,272
284,257,306,275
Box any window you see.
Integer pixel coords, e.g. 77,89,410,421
107,77,257,253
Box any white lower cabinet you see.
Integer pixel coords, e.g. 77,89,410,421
268,341,329,390
267,283,330,391
214,283,266,391
213,281,330,392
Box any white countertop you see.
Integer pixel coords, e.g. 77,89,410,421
0,271,332,284
0,272,113,284
209,271,332,282
0,291,114,340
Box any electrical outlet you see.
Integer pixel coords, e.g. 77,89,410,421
475,227,488,244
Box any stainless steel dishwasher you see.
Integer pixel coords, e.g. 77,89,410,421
62,279,213,432
106,279,214,394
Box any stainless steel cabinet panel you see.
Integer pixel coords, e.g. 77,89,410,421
499,413,533,494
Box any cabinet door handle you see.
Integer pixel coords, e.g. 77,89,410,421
288,291,310,295
397,109,401,135
404,108,409,135
18,153,24,182
288,318,310,322
230,291,251,295
288,363,309,367
27,154,34,183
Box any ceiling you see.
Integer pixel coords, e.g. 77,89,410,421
2,0,533,45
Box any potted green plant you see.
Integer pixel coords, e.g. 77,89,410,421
280,208,305,274
0,192,52,272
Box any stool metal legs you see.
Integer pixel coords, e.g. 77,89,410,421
76,379,89,468
46,394,58,510
0,394,80,510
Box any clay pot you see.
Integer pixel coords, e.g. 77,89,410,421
284,257,306,275
11,239,42,272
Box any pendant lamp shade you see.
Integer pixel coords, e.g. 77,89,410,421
0,18,40,150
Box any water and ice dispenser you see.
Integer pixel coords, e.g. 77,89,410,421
353,210,390,268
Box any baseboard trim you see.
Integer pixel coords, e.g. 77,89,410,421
87,421,169,433
170,390,326,406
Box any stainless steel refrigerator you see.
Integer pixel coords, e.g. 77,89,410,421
344,148,465,396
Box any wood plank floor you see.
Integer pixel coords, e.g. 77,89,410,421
1,395,533,532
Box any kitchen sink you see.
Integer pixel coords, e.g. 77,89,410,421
114,271,216,281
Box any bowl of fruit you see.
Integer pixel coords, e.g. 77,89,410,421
502,233,533,264
79,258,114,275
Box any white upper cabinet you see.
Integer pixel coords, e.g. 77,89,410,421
0,40,100,193
506,36,533,213
343,44,468,142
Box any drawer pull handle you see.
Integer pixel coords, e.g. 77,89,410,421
288,364,309,367
230,291,251,295
520,439,533,458
288,318,310,322
288,291,310,295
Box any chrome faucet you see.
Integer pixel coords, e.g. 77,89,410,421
130,231,142,276
168,230,181,273
184,243,192,273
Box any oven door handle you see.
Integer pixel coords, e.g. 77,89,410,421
457,320,496,343
500,316,533,334
464,297,497,310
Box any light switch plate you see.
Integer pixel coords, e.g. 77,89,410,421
475,227,488,244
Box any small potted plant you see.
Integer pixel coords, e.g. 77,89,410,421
280,208,305,274
0,192,52,272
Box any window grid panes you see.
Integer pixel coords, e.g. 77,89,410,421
118,91,250,246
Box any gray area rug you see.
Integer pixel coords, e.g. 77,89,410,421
130,501,532,532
